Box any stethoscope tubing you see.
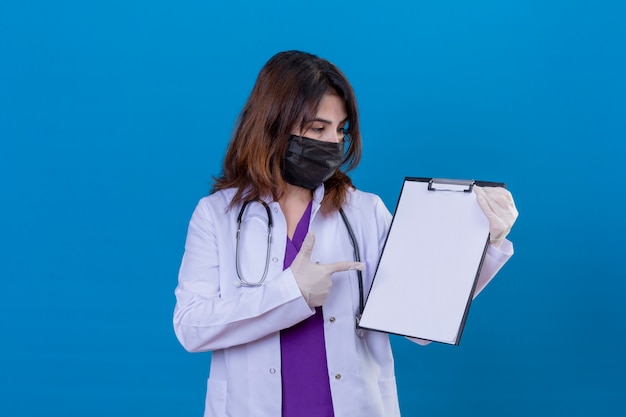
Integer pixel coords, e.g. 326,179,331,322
339,207,365,326
235,200,365,336
235,200,273,286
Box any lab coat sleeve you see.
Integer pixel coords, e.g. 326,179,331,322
173,199,314,353
407,239,514,346
473,239,513,297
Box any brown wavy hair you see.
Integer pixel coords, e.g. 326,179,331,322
212,50,362,214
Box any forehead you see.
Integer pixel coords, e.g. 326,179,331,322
314,94,347,120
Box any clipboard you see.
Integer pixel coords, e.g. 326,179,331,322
358,177,505,345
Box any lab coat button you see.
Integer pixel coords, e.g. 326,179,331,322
269,368,276,374
273,207,278,213
272,257,278,262
329,317,336,323
334,374,342,380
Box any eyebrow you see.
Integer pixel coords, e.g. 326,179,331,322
307,116,349,125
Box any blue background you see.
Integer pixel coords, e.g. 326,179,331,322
1,0,625,416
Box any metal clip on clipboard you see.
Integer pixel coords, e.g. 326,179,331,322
427,178,475,192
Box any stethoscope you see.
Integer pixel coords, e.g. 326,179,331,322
235,200,366,337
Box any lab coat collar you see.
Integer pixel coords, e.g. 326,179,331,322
256,184,325,206
309,184,327,220
253,184,326,223
312,183,325,206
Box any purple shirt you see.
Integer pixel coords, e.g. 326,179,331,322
280,201,334,417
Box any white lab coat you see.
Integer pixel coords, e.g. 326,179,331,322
173,185,513,417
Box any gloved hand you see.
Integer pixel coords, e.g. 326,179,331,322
474,186,519,248
291,231,365,307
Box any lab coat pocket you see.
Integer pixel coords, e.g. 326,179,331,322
205,378,227,417
377,377,401,417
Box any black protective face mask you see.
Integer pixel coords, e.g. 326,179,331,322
282,135,345,190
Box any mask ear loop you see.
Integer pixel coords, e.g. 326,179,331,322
339,208,365,338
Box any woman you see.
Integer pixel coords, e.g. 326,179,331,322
173,50,517,417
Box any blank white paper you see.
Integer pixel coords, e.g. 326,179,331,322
359,179,491,345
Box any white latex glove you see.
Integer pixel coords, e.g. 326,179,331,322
474,186,519,248
291,231,365,307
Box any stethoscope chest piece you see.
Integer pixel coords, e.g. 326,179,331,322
355,314,365,338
